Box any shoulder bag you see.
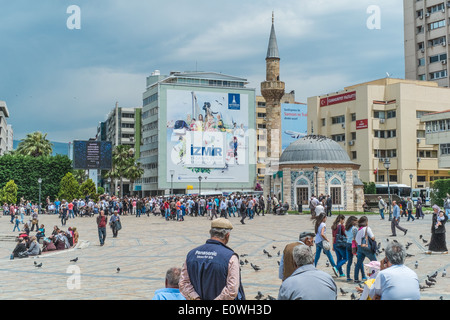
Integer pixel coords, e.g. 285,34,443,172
335,225,347,248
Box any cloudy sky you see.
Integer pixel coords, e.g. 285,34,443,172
0,0,404,143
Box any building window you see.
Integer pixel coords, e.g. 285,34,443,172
375,175,385,182
390,175,398,182
351,151,357,159
429,53,447,64
374,149,397,158
428,36,446,47
418,74,426,81
257,124,266,129
374,111,385,119
417,176,427,182
257,113,266,118
331,115,345,124
427,3,445,14
441,143,450,155
296,187,309,206
351,132,356,140
428,19,446,31
330,187,342,205
417,150,438,158
417,25,424,34
351,113,356,121
418,42,425,50
331,134,345,142
321,118,326,126
386,110,396,119
418,58,425,66
374,130,396,138
417,130,426,138
257,102,266,107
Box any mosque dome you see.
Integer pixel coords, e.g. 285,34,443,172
279,135,355,165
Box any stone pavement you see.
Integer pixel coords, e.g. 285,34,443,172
0,212,448,300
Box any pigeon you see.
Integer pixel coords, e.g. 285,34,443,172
377,242,381,250
255,291,264,300
240,260,244,266
35,263,42,268
267,253,272,258
70,257,78,263
340,288,348,296
263,249,269,255
277,261,280,266
442,269,447,277
430,271,438,279
425,280,435,287
406,253,414,258
351,293,357,300
326,260,330,267
422,239,428,244
272,246,277,249
266,295,276,300
34,261,37,265
419,235,423,239
116,267,120,273
440,296,444,300
406,242,413,247
386,238,389,242
415,261,419,269
240,254,248,257
250,263,261,271
277,251,280,256
427,275,436,283
244,259,249,264
419,285,427,291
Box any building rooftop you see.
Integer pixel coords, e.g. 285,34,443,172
0,100,9,118
266,12,280,59
279,135,357,165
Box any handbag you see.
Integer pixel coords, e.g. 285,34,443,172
322,240,331,251
335,225,347,248
361,227,377,254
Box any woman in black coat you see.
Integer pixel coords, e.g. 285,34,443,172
427,205,448,253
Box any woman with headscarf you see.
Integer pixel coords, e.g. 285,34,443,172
427,205,448,253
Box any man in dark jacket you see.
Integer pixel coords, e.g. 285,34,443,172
179,218,245,300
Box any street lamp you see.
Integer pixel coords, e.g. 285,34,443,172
383,158,392,221
198,176,203,197
313,166,319,197
170,170,175,195
409,174,414,198
38,178,42,215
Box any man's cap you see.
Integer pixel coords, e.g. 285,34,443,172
211,218,233,230
299,231,315,240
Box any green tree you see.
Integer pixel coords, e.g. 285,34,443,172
125,162,144,195
80,179,98,201
431,179,450,206
1,180,18,204
16,132,53,157
73,169,88,184
58,172,80,201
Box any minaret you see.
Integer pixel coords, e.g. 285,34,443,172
261,12,285,199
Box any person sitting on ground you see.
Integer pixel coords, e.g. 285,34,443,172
36,224,45,242
72,227,79,246
11,238,27,259
42,237,57,252
153,267,186,300
19,236,40,258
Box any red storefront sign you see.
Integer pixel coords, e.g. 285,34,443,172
356,119,368,130
320,91,356,107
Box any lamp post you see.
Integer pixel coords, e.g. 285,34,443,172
38,178,42,215
409,174,414,198
198,176,203,197
383,158,391,221
313,166,319,197
170,170,175,195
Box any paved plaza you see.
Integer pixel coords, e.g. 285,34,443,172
0,212,448,300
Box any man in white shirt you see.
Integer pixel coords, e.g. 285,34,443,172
369,242,420,300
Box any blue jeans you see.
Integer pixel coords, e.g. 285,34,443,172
165,208,170,220
314,241,337,268
407,210,415,221
445,208,450,218
379,208,384,219
354,245,377,281
345,243,355,280
228,207,235,217
333,243,348,275
98,227,106,245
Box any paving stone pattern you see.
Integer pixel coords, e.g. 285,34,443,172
0,212,448,300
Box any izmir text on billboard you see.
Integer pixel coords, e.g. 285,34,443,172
72,140,113,170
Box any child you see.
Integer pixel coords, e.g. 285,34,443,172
358,261,381,300
13,216,20,232
436,210,446,229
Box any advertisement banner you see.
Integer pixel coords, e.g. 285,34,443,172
356,119,369,130
281,103,308,151
320,91,356,107
166,89,249,183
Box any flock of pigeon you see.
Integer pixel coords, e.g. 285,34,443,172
33,257,121,274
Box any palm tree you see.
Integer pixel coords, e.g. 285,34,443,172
16,132,53,157
125,162,144,196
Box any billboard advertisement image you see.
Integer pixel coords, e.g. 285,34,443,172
281,103,308,151
166,89,249,183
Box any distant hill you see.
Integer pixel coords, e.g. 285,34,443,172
13,140,69,156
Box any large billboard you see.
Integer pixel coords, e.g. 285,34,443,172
281,103,308,151
72,140,113,170
166,89,250,183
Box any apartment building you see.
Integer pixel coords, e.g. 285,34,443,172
421,109,450,168
0,101,11,155
404,0,450,86
308,78,450,188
